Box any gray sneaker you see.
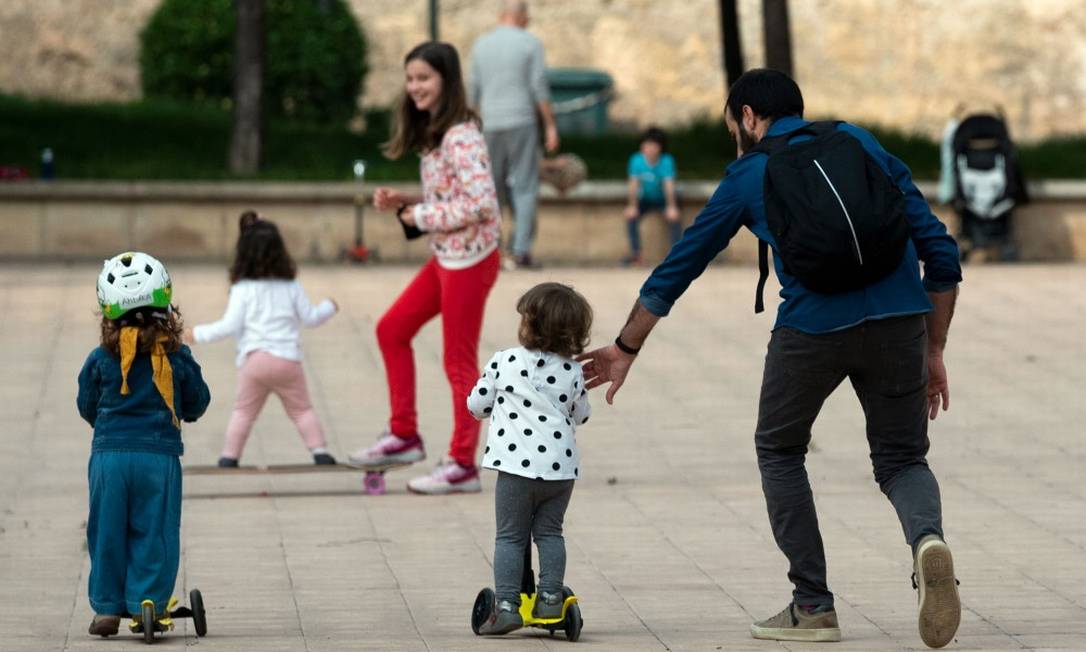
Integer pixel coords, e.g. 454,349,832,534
532,590,564,619
477,599,523,635
914,535,961,648
751,602,841,642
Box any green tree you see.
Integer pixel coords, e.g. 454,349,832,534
140,0,367,125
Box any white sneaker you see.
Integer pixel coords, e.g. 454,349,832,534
406,459,482,494
914,535,960,648
347,431,425,468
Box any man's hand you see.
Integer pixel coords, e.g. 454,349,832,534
623,204,639,220
927,352,950,420
665,205,680,222
544,124,560,154
577,344,636,405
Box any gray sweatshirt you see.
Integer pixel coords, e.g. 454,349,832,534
469,25,550,132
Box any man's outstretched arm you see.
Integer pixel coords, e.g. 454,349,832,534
578,299,660,405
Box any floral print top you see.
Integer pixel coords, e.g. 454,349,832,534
413,121,501,268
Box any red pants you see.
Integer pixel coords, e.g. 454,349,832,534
376,251,499,466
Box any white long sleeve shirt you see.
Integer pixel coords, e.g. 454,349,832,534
192,279,336,367
468,346,591,481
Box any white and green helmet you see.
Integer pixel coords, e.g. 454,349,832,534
97,251,173,320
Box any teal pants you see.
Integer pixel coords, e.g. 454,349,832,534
87,451,182,616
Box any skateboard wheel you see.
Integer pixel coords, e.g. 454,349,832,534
364,472,386,495
471,587,495,635
141,601,155,644
190,589,207,637
564,602,582,642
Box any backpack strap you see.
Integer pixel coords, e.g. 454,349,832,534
755,239,769,314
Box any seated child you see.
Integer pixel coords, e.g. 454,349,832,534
623,126,681,266
189,211,339,467
78,251,211,637
466,282,593,635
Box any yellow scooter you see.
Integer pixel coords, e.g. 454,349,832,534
471,539,583,641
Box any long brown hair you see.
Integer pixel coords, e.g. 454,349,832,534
382,41,479,159
100,306,184,356
228,210,297,284
517,283,593,358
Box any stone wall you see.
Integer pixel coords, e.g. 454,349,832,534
4,181,1086,264
2,0,1084,140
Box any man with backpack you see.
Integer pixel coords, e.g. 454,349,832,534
578,69,963,648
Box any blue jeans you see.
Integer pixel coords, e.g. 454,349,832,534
87,451,182,615
626,199,681,254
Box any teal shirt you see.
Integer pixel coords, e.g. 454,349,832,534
77,345,211,456
628,152,676,204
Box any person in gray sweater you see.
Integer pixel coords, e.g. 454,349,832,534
469,0,559,269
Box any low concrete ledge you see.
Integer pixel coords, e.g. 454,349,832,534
3,180,1086,264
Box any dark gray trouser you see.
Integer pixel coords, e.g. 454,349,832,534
494,471,575,605
755,315,943,609
483,125,540,257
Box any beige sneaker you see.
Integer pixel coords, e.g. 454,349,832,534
751,602,841,642
914,535,961,648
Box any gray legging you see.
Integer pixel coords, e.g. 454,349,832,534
493,471,575,605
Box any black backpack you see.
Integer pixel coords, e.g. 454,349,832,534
749,121,909,313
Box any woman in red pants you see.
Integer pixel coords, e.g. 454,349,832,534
349,41,501,494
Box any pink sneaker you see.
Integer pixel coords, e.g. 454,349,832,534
407,459,482,494
348,431,425,468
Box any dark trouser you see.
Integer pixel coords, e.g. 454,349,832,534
625,199,682,254
493,472,575,605
755,315,943,609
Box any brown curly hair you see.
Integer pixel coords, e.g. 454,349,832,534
228,211,297,284
517,283,593,358
100,306,184,356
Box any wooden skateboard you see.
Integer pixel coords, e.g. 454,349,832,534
183,462,413,495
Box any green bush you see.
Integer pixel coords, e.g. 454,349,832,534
139,0,368,124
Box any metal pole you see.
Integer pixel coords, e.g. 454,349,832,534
429,0,439,41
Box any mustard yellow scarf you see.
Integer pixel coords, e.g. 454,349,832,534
119,326,179,428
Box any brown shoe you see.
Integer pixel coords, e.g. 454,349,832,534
751,602,841,642
88,614,120,637
914,535,961,648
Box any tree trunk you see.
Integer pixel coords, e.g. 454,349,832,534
229,0,264,175
762,0,793,78
718,0,745,90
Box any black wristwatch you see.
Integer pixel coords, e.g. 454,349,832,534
396,203,409,218
614,335,641,355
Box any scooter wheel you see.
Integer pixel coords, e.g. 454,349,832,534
190,589,208,637
364,472,386,495
141,602,156,644
564,602,582,642
471,587,495,635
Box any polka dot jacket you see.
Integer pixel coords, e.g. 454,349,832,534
467,346,591,481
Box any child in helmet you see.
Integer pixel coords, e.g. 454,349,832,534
78,251,211,637
189,211,339,467
466,283,593,635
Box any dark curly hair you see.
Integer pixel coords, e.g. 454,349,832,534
100,306,184,356
229,211,297,284
517,283,593,358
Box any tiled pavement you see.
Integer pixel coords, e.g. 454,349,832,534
1,263,1084,651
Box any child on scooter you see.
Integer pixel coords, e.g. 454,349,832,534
189,211,339,467
467,282,593,634
78,252,211,637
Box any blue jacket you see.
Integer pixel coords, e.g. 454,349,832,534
77,345,211,456
639,116,962,333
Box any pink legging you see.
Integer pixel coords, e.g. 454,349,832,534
222,351,326,459
376,251,500,467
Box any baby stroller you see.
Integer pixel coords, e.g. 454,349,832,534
946,112,1029,261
